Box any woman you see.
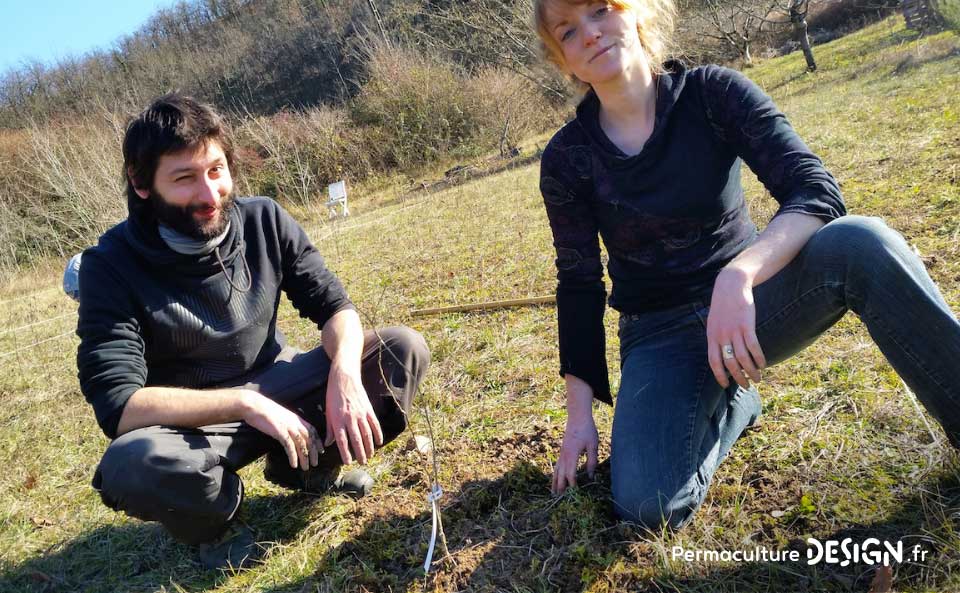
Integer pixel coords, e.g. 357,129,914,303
535,0,960,529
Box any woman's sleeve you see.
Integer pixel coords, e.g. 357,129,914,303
701,65,846,222
540,138,611,404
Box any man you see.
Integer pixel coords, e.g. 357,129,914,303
77,93,430,570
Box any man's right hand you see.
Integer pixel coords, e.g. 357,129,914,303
240,390,320,470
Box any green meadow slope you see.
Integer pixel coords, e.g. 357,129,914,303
0,16,958,593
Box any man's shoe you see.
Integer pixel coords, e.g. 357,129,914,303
196,521,262,571
330,468,375,498
263,455,374,498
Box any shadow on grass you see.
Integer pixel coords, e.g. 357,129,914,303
662,465,960,593
834,27,959,87
0,492,315,593
258,457,959,593
759,23,931,99
7,457,956,592
766,70,814,93
259,459,598,593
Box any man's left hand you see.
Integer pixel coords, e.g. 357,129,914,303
324,366,383,465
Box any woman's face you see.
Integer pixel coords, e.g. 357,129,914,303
544,1,645,86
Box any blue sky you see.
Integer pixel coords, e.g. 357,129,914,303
0,0,181,75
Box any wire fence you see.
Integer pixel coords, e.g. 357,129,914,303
0,284,79,392
0,285,60,307
0,311,76,339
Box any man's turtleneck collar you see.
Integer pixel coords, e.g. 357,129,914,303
158,221,232,255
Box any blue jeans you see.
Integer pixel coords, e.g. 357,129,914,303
611,216,960,528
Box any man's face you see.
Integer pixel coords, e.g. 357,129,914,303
135,141,235,240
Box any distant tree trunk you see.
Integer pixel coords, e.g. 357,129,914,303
797,22,816,71
790,0,817,71
736,31,754,66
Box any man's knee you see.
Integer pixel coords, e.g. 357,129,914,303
97,431,168,503
377,326,431,374
95,429,238,543
372,325,431,402
612,480,700,531
363,326,429,437
95,430,216,510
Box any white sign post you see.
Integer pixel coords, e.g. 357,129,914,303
326,180,349,218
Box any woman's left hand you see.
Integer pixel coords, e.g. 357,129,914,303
706,267,766,389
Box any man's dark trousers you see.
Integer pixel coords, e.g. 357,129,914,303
92,326,430,544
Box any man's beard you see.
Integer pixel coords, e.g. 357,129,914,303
149,190,236,240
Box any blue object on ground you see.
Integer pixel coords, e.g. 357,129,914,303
63,253,83,302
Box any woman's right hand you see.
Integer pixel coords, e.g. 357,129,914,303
552,413,599,495
552,374,599,495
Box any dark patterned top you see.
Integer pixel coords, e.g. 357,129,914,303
539,61,845,403
77,197,354,438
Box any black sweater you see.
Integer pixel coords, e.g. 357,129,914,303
77,196,353,438
539,62,845,404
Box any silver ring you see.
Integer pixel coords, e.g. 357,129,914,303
722,344,735,360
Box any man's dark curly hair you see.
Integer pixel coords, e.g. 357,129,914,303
122,92,235,204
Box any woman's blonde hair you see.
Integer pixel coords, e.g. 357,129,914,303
533,0,676,78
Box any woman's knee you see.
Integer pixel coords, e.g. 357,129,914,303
818,215,909,264
610,457,702,530
612,482,699,530
815,216,927,305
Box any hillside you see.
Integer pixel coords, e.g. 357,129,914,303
0,16,958,593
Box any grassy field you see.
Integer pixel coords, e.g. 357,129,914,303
1,16,959,593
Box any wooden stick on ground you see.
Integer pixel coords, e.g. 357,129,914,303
410,295,556,317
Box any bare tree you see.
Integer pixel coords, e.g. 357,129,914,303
690,0,823,70
398,0,568,100
694,0,782,66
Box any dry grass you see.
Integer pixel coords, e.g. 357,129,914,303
0,16,958,593
0,58,558,286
